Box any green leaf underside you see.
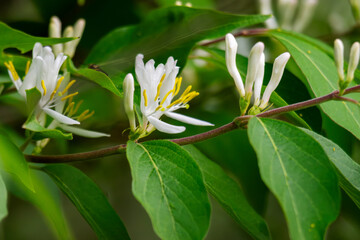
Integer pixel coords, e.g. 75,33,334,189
269,30,360,140
42,164,130,240
0,131,34,191
248,118,340,240
85,6,269,76
6,170,74,239
126,140,210,240
183,145,270,240
302,128,360,209
0,175,8,222
23,115,73,140
202,47,311,129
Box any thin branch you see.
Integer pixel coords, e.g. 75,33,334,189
25,85,360,164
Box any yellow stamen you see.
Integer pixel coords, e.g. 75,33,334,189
160,90,174,105
41,80,47,96
166,98,183,109
25,60,31,75
64,101,75,115
180,85,192,99
80,110,95,121
143,89,148,107
61,92,78,101
77,109,90,121
155,105,163,111
154,74,166,101
4,61,20,80
185,104,190,109
50,76,64,100
70,100,83,116
61,80,76,95
173,77,182,96
182,92,199,103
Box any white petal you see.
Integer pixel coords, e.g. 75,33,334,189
245,42,264,94
59,124,110,138
334,39,344,80
148,116,185,134
165,111,214,126
33,42,43,58
43,108,80,125
347,42,360,82
254,53,265,106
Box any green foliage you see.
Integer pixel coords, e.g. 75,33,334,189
25,87,41,114
0,131,34,191
269,30,360,140
0,175,7,222
183,145,270,240
126,140,210,240
248,118,341,240
42,164,130,240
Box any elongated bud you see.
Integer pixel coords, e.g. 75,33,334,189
334,39,345,81
350,0,360,23
63,26,75,57
259,52,291,109
245,42,265,95
225,33,245,97
346,42,360,83
293,0,318,32
278,0,298,30
254,53,265,106
258,0,278,28
124,73,136,131
67,18,86,58
49,16,63,56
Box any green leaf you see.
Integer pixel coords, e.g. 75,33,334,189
85,6,269,76
126,140,210,240
0,131,34,191
248,118,340,240
301,128,360,209
0,174,8,222
269,29,360,140
42,164,130,240
66,59,122,96
25,87,41,114
23,115,73,140
183,145,270,240
5,170,74,239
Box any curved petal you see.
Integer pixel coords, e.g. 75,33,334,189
148,116,185,134
58,124,110,138
165,111,214,126
43,108,80,125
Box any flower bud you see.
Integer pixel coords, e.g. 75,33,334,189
253,53,265,106
245,42,264,95
293,0,318,32
334,39,345,81
225,33,245,97
63,26,75,57
260,52,290,109
123,73,136,131
258,0,278,29
346,42,360,83
49,16,63,56
278,0,298,30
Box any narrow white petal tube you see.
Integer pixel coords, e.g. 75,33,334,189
334,39,345,81
63,26,75,57
258,0,278,28
347,42,360,82
278,0,298,30
148,116,185,134
123,73,136,131
259,52,291,109
59,124,110,138
43,108,80,125
293,0,318,32
253,53,265,106
245,42,265,94
164,111,214,126
49,16,63,56
225,33,245,97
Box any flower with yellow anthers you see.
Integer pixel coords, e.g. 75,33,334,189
124,54,213,137
5,42,109,138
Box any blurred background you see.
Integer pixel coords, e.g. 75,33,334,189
0,0,360,239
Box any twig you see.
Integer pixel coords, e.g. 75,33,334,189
25,85,360,163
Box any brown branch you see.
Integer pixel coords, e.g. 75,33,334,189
25,85,360,164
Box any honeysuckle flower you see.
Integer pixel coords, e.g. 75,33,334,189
225,33,290,115
4,42,109,139
124,54,213,137
49,16,85,58
335,39,360,94
123,73,136,132
258,0,318,32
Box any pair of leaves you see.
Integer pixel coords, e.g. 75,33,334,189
248,117,360,239
126,140,271,240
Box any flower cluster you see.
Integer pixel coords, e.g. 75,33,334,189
225,33,291,115
123,54,213,139
334,39,360,95
259,0,318,32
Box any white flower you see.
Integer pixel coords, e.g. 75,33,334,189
124,54,213,135
334,39,360,84
5,42,109,138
